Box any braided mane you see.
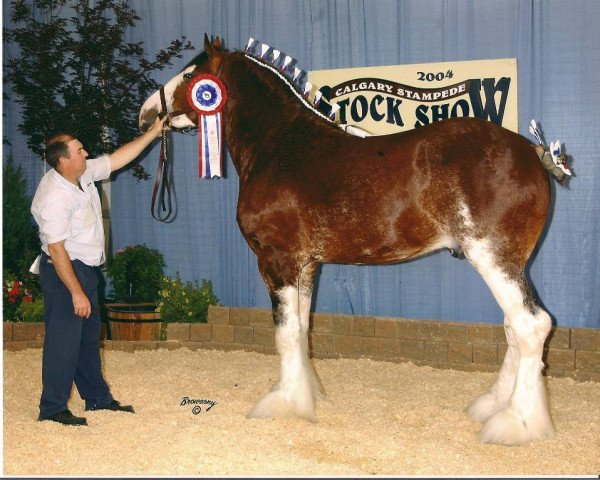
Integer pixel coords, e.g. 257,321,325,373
240,53,335,125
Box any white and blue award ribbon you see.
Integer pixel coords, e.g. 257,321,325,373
187,74,227,178
200,114,222,178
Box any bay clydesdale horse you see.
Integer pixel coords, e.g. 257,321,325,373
139,36,567,445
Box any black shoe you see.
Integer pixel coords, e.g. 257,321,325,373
38,409,87,426
86,399,135,413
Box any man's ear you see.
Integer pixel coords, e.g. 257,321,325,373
56,156,69,172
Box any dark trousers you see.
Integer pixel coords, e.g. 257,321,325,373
39,252,113,418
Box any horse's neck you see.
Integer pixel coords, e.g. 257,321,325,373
222,56,315,180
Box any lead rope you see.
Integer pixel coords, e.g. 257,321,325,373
150,60,228,221
151,126,175,222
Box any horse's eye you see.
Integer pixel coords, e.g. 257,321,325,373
183,72,194,80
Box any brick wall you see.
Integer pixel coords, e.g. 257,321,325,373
173,306,600,382
4,306,599,382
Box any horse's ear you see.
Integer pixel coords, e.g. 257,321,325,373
204,33,213,55
203,33,222,57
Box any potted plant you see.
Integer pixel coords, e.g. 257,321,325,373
157,274,219,341
103,244,165,341
157,273,219,323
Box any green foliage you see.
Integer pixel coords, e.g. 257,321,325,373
3,154,42,321
15,297,45,322
157,274,219,323
3,154,40,274
104,244,165,302
4,0,194,179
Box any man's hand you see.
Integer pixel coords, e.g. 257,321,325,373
149,115,171,138
72,291,92,319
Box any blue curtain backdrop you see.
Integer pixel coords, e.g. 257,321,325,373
3,0,599,328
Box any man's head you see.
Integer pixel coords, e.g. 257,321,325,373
45,134,89,180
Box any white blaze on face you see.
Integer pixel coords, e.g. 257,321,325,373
139,66,197,130
138,90,161,129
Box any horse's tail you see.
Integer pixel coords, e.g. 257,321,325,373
529,119,572,184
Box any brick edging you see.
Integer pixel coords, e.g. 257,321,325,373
4,307,599,382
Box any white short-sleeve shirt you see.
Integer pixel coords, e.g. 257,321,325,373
31,155,112,266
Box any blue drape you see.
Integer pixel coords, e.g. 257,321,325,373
4,0,600,327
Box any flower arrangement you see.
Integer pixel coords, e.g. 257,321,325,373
3,275,44,322
104,244,165,303
6,279,32,304
157,274,219,323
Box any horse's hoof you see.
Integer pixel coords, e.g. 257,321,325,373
247,390,317,423
466,391,505,423
478,407,555,445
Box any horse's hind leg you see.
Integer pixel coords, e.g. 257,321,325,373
248,259,323,421
467,314,519,421
463,238,555,445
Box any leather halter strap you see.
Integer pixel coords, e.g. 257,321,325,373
159,85,194,120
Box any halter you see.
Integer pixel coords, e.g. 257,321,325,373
151,60,226,222
158,86,195,126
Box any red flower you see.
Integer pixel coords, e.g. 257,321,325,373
22,295,33,303
8,281,21,297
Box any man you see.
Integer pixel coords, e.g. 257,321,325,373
31,116,169,426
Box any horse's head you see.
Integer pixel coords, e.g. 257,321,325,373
139,34,227,133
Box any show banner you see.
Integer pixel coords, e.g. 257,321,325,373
309,58,518,135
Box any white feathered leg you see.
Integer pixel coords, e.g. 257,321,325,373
467,317,519,422
248,285,320,421
479,308,554,445
464,238,555,445
298,275,326,401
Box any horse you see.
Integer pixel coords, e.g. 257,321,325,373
139,35,563,445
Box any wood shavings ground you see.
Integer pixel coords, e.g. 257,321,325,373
3,348,599,476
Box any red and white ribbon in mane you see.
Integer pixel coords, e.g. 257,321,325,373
186,74,227,178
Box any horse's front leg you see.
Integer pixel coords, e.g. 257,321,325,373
248,260,323,421
298,264,326,402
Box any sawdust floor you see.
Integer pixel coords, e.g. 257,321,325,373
3,348,599,476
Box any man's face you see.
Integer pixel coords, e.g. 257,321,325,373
61,139,89,178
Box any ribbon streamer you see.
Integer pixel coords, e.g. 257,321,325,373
199,113,223,178
186,74,227,179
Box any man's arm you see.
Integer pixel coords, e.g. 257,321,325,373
109,116,170,172
48,241,91,319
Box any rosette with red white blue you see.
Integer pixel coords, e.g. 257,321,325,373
186,74,227,115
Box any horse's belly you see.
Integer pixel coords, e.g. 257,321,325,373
327,242,454,265
315,221,453,265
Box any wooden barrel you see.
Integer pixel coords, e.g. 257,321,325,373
105,303,161,341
